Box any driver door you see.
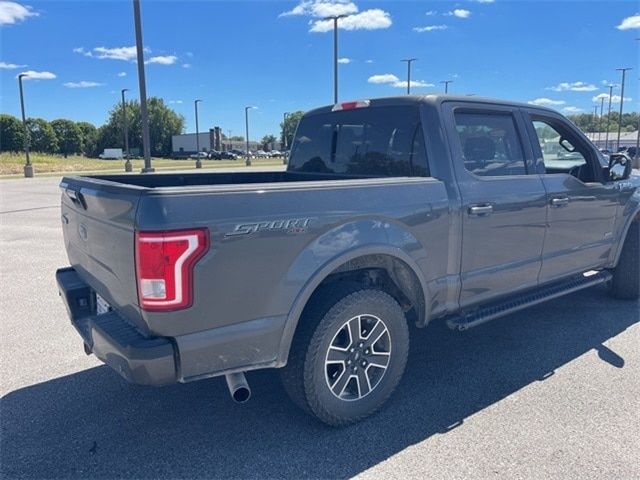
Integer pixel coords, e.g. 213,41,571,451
523,110,620,282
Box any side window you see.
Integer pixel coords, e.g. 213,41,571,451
454,112,526,177
531,119,588,174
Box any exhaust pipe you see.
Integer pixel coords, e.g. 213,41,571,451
225,372,251,403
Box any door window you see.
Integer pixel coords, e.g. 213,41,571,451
531,120,589,177
454,112,527,177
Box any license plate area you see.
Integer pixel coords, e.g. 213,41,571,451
95,293,111,316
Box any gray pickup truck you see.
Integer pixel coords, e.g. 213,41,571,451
56,95,639,426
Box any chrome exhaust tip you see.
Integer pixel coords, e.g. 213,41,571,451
225,372,251,403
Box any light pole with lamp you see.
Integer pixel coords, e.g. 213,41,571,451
194,99,203,168
324,14,348,104
121,88,132,172
401,58,417,95
17,73,33,178
440,80,453,94
245,106,256,166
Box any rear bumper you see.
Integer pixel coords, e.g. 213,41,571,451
56,267,287,385
56,267,177,385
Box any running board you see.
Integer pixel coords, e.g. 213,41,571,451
447,270,612,331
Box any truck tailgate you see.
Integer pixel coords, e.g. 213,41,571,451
60,177,145,331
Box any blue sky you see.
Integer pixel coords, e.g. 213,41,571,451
1,0,638,140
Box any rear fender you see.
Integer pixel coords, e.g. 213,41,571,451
275,219,430,365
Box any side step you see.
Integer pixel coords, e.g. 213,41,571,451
447,270,612,331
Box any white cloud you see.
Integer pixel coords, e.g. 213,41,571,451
310,8,391,32
0,1,38,25
365,59,374,64
592,93,632,103
425,10,437,16
0,61,26,69
447,9,471,18
616,13,640,30
368,73,400,84
75,46,139,61
18,70,56,80
168,100,183,104
562,106,583,114
182,63,192,68
528,98,566,106
116,71,127,77
279,1,358,18
337,57,352,64
63,81,105,88
413,24,448,32
145,55,178,65
368,74,433,89
547,81,598,92
471,0,495,3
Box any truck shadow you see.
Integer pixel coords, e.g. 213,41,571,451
2,286,638,479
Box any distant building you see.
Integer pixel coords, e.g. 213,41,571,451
584,131,638,151
172,127,261,158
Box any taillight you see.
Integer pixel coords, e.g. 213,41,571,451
135,228,209,311
331,100,370,111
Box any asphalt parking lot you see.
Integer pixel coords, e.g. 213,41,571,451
1,173,639,479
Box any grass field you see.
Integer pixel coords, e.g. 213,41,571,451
0,152,284,176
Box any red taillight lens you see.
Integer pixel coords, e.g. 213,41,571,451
135,228,209,311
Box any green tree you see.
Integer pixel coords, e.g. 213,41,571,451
51,119,83,157
261,134,277,150
280,111,304,149
76,121,98,157
0,114,24,152
26,118,58,153
97,97,185,157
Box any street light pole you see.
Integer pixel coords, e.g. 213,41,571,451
324,14,347,104
133,0,153,173
592,105,598,142
282,112,289,165
604,84,614,151
245,106,255,166
615,67,632,151
401,58,417,95
121,88,132,172
17,73,33,178
194,99,202,168
440,80,453,94
598,96,604,146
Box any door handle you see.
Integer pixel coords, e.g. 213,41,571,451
551,197,569,207
468,204,493,216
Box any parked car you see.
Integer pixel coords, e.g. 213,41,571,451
98,148,123,160
255,150,269,158
56,95,639,426
269,150,282,158
220,151,238,160
230,149,245,156
208,150,222,160
189,152,208,159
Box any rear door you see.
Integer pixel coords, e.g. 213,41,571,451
443,102,547,307
522,110,620,282
60,177,144,329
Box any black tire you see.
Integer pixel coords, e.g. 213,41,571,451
281,288,409,426
611,220,640,300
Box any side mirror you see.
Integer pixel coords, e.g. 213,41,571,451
608,153,632,181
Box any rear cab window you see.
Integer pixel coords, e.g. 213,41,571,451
288,105,429,177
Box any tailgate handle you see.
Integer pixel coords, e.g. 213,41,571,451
66,188,86,209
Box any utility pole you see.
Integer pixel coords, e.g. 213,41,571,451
401,58,417,95
598,96,604,146
440,80,453,94
121,88,132,172
324,14,348,104
604,84,615,151
282,112,289,165
133,0,153,173
194,99,202,168
615,67,632,151
592,105,598,143
17,73,33,178
227,129,232,151
245,106,255,166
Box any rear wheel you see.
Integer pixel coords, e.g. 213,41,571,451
281,288,409,426
611,220,640,300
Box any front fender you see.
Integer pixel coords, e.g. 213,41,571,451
275,218,430,365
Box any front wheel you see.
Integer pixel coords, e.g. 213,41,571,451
282,289,409,426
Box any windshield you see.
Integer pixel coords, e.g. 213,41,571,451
288,106,429,177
